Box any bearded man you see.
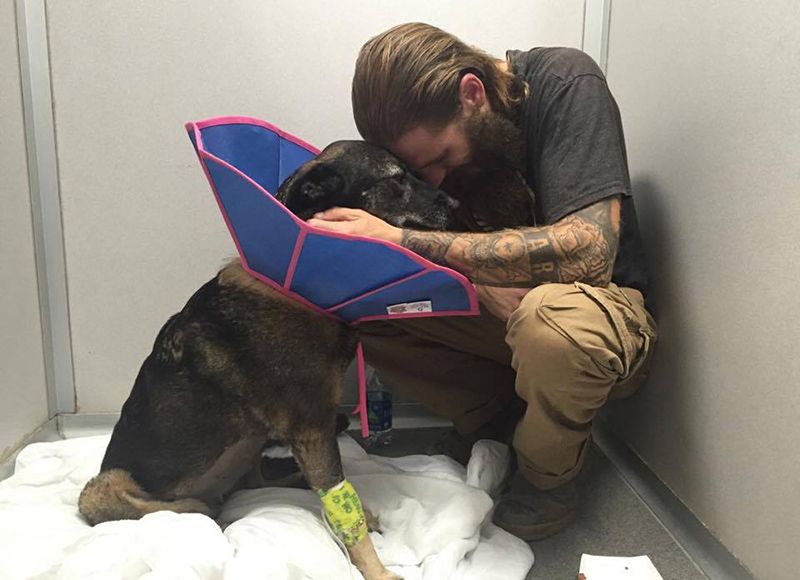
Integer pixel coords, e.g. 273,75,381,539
308,22,657,541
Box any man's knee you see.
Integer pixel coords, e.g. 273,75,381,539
506,284,625,410
505,284,588,371
511,283,649,380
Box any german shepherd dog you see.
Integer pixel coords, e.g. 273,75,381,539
78,141,463,580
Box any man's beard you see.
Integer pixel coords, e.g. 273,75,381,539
462,108,525,171
441,108,525,193
440,109,532,231
440,108,525,197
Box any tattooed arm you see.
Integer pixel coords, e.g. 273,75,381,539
401,196,621,287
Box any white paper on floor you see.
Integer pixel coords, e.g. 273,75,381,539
579,554,664,580
0,434,534,580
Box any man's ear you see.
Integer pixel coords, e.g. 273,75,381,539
458,72,487,112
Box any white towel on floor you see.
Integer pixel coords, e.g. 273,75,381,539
0,434,533,579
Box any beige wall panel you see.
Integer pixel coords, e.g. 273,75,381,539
44,0,585,411
605,2,800,577
0,0,49,457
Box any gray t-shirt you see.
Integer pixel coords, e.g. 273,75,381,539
508,47,649,297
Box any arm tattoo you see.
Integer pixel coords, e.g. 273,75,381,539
401,196,621,287
400,231,459,265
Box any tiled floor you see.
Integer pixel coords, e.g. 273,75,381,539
356,427,707,580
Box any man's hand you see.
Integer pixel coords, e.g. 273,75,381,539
307,208,403,244
477,285,532,322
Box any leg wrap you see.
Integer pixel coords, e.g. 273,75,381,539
319,479,368,546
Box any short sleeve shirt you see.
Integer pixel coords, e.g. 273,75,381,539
508,47,649,296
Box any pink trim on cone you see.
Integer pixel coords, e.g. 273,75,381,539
283,229,307,290
327,269,429,313
186,117,479,318
193,116,321,155
354,342,369,438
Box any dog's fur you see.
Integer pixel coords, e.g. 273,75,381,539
78,141,468,580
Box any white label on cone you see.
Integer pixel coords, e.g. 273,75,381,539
386,300,433,315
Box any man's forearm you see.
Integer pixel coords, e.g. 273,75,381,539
401,197,620,287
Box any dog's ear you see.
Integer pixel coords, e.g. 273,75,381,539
298,164,344,202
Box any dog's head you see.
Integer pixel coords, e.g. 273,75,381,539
276,141,460,230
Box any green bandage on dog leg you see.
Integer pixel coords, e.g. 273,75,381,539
319,479,368,546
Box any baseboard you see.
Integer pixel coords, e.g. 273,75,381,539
55,405,450,435
0,416,61,481
57,412,119,438
340,403,452,430
593,423,754,580
0,407,446,482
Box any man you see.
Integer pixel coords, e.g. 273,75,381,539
308,23,657,541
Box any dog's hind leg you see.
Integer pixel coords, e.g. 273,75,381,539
290,425,402,580
237,455,308,490
241,413,352,490
79,469,215,525
172,435,267,502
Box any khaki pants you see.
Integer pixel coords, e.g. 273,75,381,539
359,282,657,490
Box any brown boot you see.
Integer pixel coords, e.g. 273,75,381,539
425,429,476,466
426,396,526,465
492,472,579,541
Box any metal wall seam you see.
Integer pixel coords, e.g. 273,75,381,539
582,0,612,73
15,0,76,415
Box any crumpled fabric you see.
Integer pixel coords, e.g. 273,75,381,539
0,434,533,580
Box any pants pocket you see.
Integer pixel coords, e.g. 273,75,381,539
536,282,655,382
576,282,655,381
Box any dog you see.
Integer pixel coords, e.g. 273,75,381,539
78,140,462,580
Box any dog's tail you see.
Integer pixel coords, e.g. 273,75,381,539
78,469,214,525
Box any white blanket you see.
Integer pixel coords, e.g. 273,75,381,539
0,435,533,580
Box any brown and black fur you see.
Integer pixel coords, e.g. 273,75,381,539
78,140,532,580
79,264,357,523
441,164,537,230
79,141,463,527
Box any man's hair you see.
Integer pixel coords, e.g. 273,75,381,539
352,22,527,147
